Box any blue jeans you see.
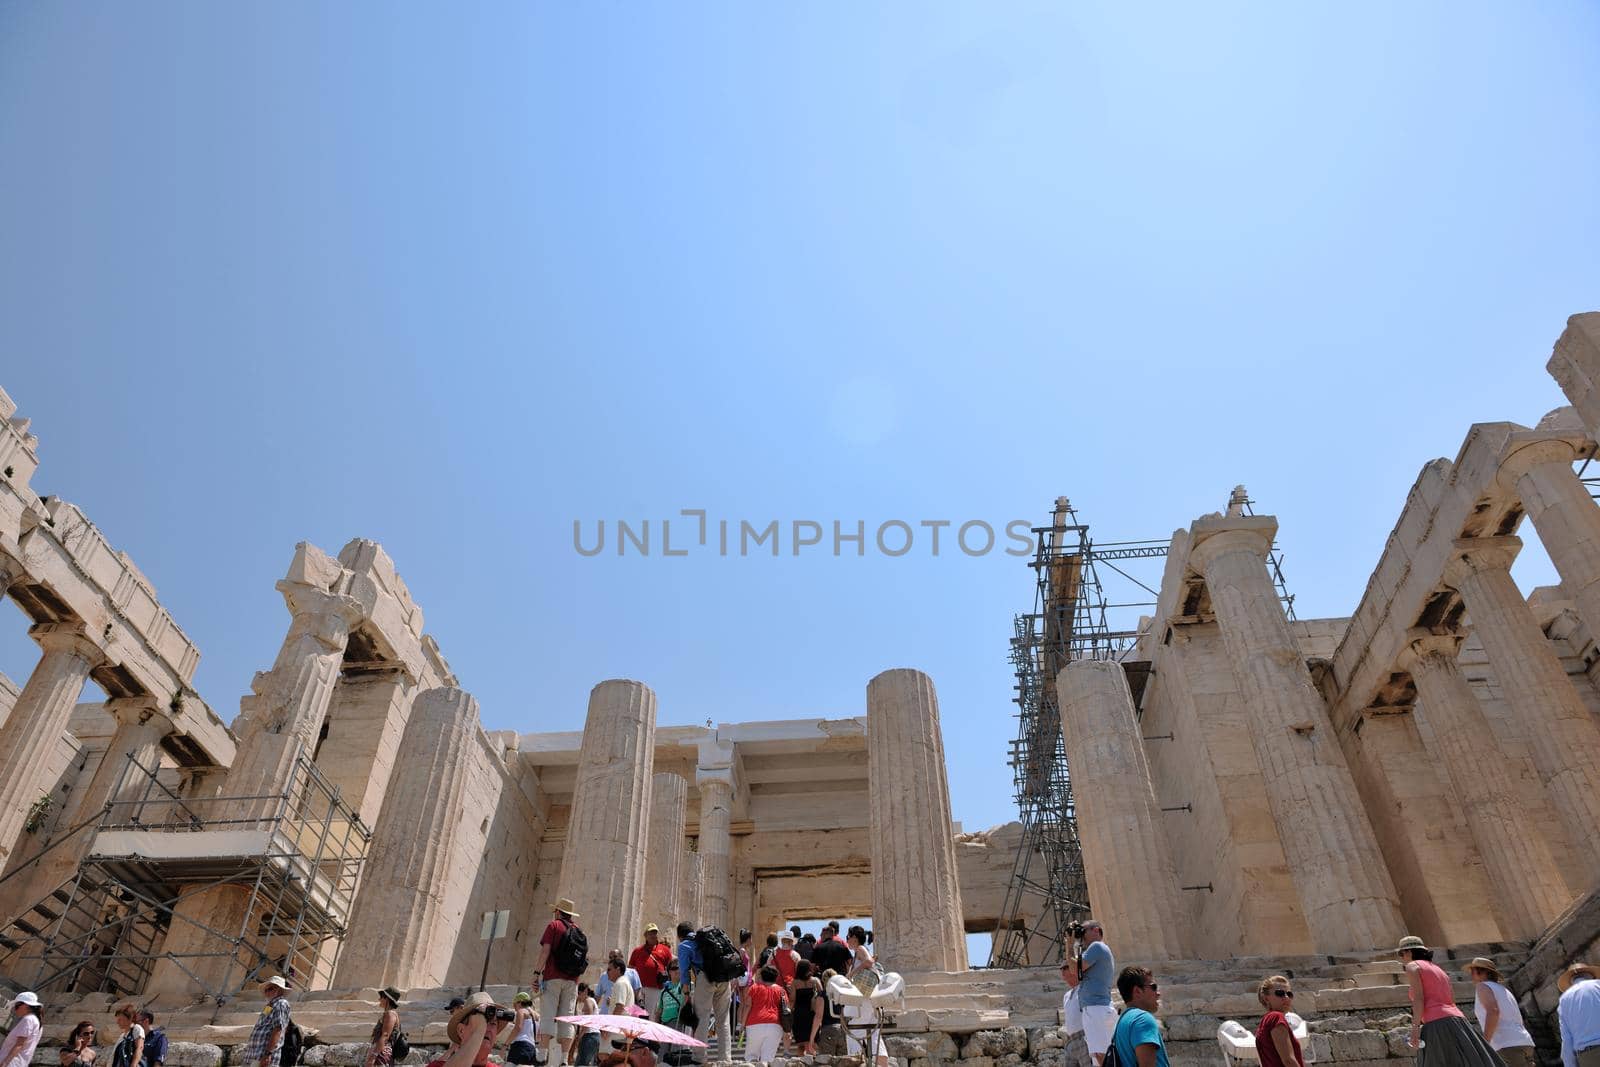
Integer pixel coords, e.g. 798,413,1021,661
575,1033,600,1066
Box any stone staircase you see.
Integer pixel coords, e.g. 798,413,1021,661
16,943,1534,1067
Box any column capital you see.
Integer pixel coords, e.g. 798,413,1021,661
1188,523,1274,576
103,695,176,735
275,581,364,650
1497,436,1582,491
695,770,735,794
1396,629,1462,671
1443,536,1523,588
29,621,107,667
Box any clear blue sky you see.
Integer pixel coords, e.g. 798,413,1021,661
0,3,1597,835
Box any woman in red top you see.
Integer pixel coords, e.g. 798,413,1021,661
1254,976,1304,1067
739,966,789,1065
1398,936,1507,1067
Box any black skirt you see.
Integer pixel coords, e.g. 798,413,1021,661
1418,1016,1508,1067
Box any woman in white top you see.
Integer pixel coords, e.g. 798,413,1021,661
1467,957,1534,1067
0,993,42,1067
506,991,540,1065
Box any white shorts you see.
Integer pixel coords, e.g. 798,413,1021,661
1083,1004,1117,1056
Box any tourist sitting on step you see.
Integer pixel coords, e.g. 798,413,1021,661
1467,958,1534,1067
1254,977,1304,1067
1398,935,1504,1067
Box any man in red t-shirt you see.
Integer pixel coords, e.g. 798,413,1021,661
532,898,584,1065
627,924,674,1016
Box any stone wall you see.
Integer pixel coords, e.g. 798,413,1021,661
433,729,549,986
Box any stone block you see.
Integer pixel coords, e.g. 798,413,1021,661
301,1045,374,1067
1307,1033,1332,1063
888,1034,958,1060
1328,1030,1389,1061
1034,1051,1070,1067
1029,1029,1068,1053
996,1056,1023,1067
1163,1015,1222,1042
164,1044,224,1067
1384,1030,1416,1058
959,1057,994,1067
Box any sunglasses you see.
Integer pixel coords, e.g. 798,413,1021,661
1271,990,1294,999
1144,983,1159,992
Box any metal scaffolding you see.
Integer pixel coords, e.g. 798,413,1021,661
988,493,1293,968
0,747,369,1001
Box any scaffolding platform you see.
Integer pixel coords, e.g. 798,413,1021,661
0,747,369,999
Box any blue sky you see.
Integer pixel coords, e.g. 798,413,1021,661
0,3,1597,836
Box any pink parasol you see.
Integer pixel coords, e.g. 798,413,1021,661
555,1015,706,1049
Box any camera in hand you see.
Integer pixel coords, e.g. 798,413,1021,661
473,1006,517,1023
1067,921,1086,940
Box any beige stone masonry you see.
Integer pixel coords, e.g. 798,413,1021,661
1548,313,1600,436
867,668,967,972
335,687,482,988
0,623,106,865
557,679,656,960
1398,633,1568,938
1189,517,1404,952
644,772,687,932
1056,659,1191,960
1499,435,1600,650
1444,537,1600,887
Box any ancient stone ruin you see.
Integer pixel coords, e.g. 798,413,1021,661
2,314,1600,1067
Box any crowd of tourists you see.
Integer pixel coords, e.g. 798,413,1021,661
7,911,1600,1067
1058,922,1600,1067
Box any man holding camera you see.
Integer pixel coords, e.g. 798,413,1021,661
1073,921,1115,1067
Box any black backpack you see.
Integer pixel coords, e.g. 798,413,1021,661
693,927,743,983
279,1022,304,1067
1101,1012,1128,1067
553,920,589,977
389,1022,410,1061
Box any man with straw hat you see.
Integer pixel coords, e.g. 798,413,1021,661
533,899,586,1067
446,993,513,1067
1465,958,1533,1067
1559,963,1600,1067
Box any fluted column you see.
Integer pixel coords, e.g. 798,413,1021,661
147,579,362,997
867,668,967,972
0,622,105,866
558,680,657,960
1445,537,1600,885
1400,634,1569,938
28,698,173,891
1057,660,1191,960
334,687,481,988
684,849,705,926
1190,521,1404,951
1501,439,1600,648
696,779,733,931
644,772,688,932
225,582,363,819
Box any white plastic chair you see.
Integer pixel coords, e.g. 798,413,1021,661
1216,1014,1313,1066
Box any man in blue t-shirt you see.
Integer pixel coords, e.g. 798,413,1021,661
1111,966,1168,1067
1076,920,1116,1066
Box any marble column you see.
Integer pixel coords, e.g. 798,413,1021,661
147,579,362,997
1056,660,1191,960
1445,538,1600,885
557,680,657,960
696,778,733,932
1400,634,1569,938
644,772,687,932
685,849,705,927
1501,439,1600,648
867,668,967,972
1189,521,1404,951
0,622,105,867
42,698,172,876
225,583,363,819
334,687,480,988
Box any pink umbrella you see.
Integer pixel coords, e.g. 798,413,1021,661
556,1015,707,1049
